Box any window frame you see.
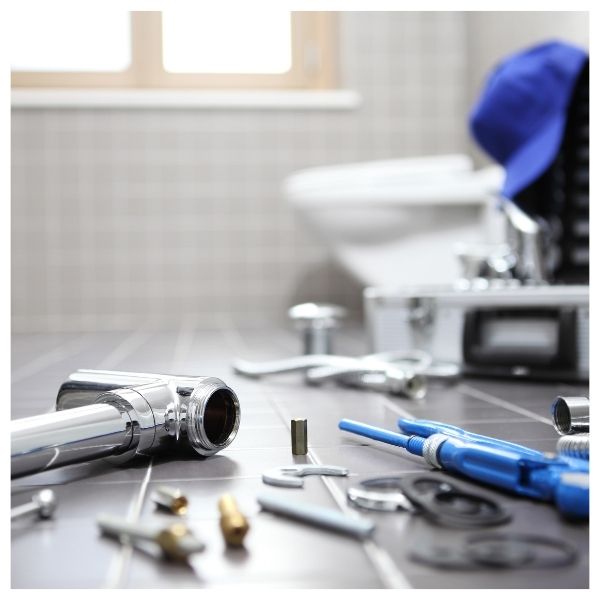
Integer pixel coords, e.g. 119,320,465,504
11,11,337,90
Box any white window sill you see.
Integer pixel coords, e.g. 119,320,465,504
11,89,362,110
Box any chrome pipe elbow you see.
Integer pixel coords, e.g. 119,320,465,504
12,370,241,479
56,370,241,459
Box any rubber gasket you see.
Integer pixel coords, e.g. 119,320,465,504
398,473,511,528
465,533,579,569
410,534,578,571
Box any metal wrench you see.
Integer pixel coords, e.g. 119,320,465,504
262,464,349,488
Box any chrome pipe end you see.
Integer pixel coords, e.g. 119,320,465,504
551,396,590,435
385,369,427,400
187,378,241,456
404,373,427,401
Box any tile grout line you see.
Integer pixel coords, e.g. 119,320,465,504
88,328,159,588
107,314,197,587
104,457,154,588
308,444,412,589
265,388,412,590
11,334,93,384
457,383,554,426
171,315,199,372
223,322,412,589
96,328,155,370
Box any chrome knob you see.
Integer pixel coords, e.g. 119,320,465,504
288,303,347,355
11,489,57,521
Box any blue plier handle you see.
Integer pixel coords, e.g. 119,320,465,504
338,417,589,519
396,418,589,519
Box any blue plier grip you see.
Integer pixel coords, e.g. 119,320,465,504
398,418,546,459
399,417,589,518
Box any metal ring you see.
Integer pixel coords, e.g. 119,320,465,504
346,477,415,512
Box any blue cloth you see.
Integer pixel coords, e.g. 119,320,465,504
469,40,588,199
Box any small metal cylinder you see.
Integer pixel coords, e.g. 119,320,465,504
218,494,249,547
551,396,590,435
151,486,188,515
291,418,308,455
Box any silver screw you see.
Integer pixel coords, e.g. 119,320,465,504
11,489,57,521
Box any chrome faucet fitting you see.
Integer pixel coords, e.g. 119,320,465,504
11,370,241,479
551,396,589,435
288,303,347,355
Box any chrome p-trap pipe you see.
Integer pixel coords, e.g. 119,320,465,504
11,370,241,479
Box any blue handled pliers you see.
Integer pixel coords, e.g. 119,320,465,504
338,417,589,519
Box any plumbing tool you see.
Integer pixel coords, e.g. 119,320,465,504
257,493,375,539
338,417,589,519
232,350,455,399
11,489,57,521
151,486,188,515
97,514,205,562
262,464,349,488
11,369,241,479
291,418,308,455
551,396,589,434
218,494,249,547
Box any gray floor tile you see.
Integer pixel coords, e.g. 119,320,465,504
11,329,589,588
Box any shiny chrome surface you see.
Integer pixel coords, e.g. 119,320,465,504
503,199,547,283
347,486,414,513
232,354,353,377
11,489,57,520
288,302,347,355
306,364,427,400
11,369,241,479
233,350,443,399
11,403,132,478
552,396,589,435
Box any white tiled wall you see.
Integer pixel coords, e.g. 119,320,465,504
12,11,468,332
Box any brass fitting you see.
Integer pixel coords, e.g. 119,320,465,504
218,494,249,546
151,486,188,516
155,523,204,562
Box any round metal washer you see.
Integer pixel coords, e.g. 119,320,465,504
346,477,414,512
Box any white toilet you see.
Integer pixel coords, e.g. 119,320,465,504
284,155,506,287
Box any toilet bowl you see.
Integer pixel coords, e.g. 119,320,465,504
284,155,505,287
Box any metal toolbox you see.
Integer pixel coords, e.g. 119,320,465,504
365,284,589,382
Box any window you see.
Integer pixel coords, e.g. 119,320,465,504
11,10,336,89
